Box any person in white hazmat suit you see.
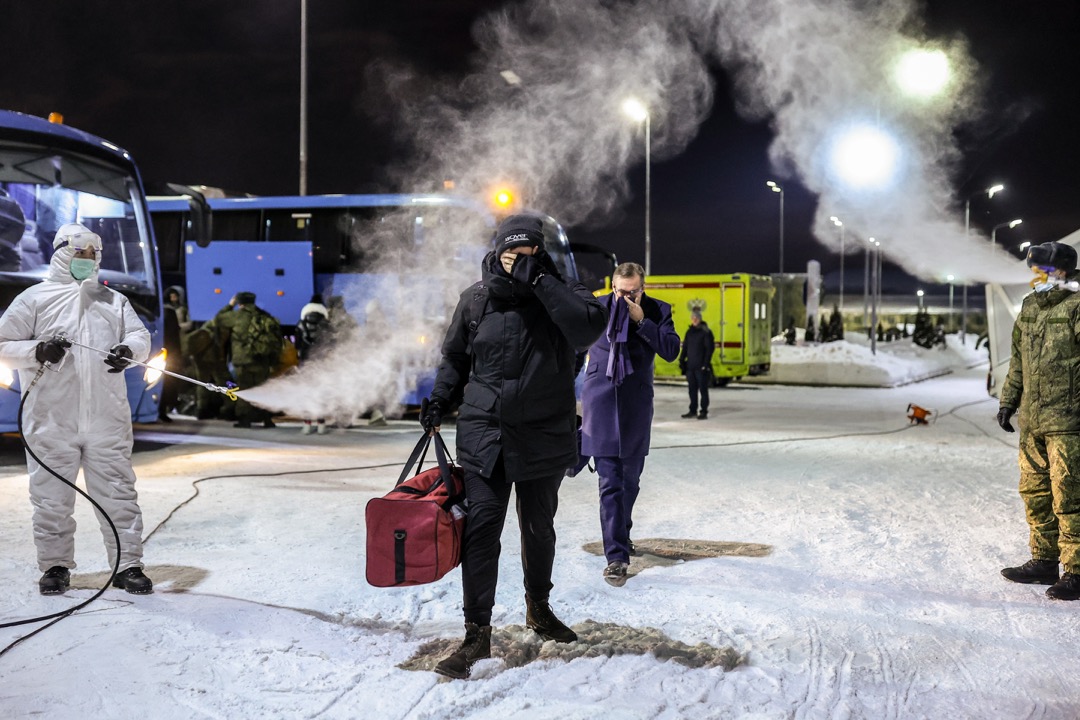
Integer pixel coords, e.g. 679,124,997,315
0,223,154,595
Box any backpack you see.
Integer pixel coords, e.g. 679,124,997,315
464,284,490,351
237,308,282,361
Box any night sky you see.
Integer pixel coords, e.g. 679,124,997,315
5,1,1080,281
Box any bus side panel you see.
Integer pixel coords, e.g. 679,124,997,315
185,241,315,324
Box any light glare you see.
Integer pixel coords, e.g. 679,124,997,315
895,49,951,98
830,125,901,191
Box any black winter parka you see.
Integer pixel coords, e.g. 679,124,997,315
432,252,608,482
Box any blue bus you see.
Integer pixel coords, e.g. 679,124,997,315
0,110,165,430
148,192,581,404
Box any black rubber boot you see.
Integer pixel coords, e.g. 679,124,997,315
39,566,70,595
526,595,578,643
1046,573,1080,601
434,623,492,679
1001,559,1060,585
112,567,154,594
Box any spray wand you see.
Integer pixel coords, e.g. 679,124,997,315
57,335,238,401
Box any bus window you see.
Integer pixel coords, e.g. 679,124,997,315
151,211,184,273
311,209,354,273
212,209,260,241
266,210,312,242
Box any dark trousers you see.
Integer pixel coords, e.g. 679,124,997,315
461,456,563,626
687,368,710,413
234,364,271,423
595,455,646,563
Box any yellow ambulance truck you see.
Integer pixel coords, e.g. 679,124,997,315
646,274,774,386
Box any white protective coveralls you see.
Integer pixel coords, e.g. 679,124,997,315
0,224,151,572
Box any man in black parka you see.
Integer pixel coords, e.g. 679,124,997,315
421,214,607,679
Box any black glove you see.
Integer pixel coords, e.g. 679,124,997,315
997,406,1016,433
35,337,71,365
104,344,133,373
420,397,444,433
533,247,561,279
511,253,546,286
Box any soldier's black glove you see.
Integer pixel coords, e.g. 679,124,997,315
104,344,133,373
511,253,546,286
997,406,1016,433
35,337,71,365
420,397,444,433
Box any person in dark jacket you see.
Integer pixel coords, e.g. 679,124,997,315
678,310,715,419
421,214,607,679
580,262,681,587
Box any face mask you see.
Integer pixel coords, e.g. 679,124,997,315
70,258,96,281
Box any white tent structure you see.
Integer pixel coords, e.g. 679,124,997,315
985,227,1080,398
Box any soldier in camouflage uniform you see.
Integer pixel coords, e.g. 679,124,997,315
998,241,1080,600
205,291,280,429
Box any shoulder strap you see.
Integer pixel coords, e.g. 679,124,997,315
465,284,490,351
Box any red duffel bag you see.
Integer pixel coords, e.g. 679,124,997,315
365,432,467,587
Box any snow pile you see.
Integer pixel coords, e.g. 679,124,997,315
749,333,989,387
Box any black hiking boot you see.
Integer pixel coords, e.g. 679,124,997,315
112,567,154,594
1046,573,1080,601
603,560,629,587
1001,559,1060,585
434,623,492,679
39,566,70,595
680,411,697,419
525,595,578,643
698,410,708,420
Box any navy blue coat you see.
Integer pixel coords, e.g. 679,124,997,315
581,292,681,458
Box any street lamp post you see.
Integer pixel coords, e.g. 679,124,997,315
961,184,1004,343
830,216,845,315
916,289,925,311
299,0,308,196
946,274,955,332
870,239,881,355
991,218,1023,249
767,181,785,334
622,99,651,275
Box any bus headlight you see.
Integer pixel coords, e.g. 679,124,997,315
0,361,13,389
144,349,167,386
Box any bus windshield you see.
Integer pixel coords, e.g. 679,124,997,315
0,142,158,320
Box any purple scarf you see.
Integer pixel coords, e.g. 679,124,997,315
605,295,633,386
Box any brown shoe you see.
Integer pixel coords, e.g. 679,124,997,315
525,594,577,642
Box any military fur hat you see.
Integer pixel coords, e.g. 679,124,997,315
1026,241,1077,273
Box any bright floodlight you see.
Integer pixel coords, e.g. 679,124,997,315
622,98,648,122
987,184,1004,198
1009,219,1022,229
831,125,901,191
895,49,951,98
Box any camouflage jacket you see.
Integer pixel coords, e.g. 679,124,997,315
1000,286,1080,434
205,303,278,368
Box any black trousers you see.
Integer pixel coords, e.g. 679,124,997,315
687,368,711,413
460,455,563,626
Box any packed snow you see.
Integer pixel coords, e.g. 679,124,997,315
2,336,1078,719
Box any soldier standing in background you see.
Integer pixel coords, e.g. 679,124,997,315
998,241,1080,600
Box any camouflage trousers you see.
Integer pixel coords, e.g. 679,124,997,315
1018,432,1080,574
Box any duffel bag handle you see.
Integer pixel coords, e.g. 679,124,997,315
395,432,459,495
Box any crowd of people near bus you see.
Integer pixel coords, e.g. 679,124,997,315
156,288,356,431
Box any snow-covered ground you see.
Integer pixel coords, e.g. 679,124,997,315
2,340,1078,719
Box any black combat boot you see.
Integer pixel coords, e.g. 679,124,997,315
525,595,578,643
1046,573,1080,601
1001,559,1060,585
434,623,492,679
112,567,154,594
39,566,70,595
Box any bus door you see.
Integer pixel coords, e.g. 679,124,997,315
720,281,746,366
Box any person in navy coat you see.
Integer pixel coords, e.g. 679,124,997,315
580,262,681,586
